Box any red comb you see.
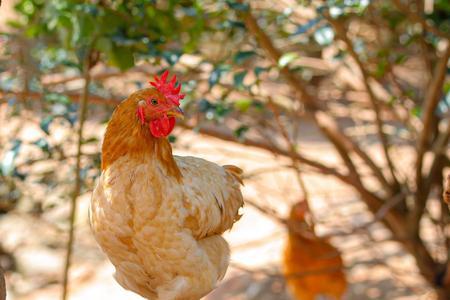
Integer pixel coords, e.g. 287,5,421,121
149,70,185,106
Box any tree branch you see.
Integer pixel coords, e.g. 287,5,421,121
179,122,353,184
267,99,311,201
414,44,450,232
326,14,400,191
445,173,450,204
61,52,93,300
244,198,286,224
0,89,119,106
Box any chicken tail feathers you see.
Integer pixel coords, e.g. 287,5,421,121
223,165,244,185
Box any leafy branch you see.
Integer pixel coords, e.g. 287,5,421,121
413,44,450,234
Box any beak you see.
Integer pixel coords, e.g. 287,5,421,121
166,106,184,120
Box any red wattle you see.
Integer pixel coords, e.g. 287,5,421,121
160,114,170,133
149,116,176,138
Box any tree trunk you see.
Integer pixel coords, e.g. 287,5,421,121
0,266,5,300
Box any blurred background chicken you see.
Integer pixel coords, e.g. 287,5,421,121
90,71,244,300
283,201,347,300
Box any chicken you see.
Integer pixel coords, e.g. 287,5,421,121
90,71,244,300
283,201,347,300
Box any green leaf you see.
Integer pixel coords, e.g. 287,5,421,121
99,10,123,34
226,0,249,11
64,112,78,127
394,53,407,65
234,125,249,139
198,99,212,112
71,13,96,47
333,49,346,60
95,37,113,54
33,138,50,154
168,135,177,143
233,71,247,88
233,51,255,64
215,103,231,117
15,0,35,16
162,50,182,66
209,69,221,88
254,66,270,77
40,116,54,135
234,98,252,112
6,20,24,29
411,106,422,117
25,24,41,38
45,93,71,105
81,137,99,145
209,65,230,88
252,100,265,111
109,45,135,71
48,14,72,31
388,96,397,106
374,60,388,78
444,82,450,94
278,52,298,68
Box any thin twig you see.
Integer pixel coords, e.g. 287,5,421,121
42,70,121,87
0,89,119,106
416,45,450,176
321,193,405,238
242,165,293,180
267,98,310,201
61,53,92,300
326,14,400,191
244,198,286,224
413,44,450,232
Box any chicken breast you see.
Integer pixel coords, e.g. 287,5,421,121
90,154,243,300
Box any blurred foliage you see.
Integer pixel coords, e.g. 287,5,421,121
0,0,448,206
0,0,448,224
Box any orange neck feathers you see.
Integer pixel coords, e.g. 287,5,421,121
101,99,182,181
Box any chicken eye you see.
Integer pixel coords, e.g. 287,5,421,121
150,98,158,106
